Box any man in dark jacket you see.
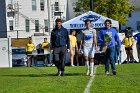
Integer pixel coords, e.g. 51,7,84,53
50,19,70,76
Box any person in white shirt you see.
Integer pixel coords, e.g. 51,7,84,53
80,19,98,76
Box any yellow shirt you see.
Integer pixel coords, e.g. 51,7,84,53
26,43,35,52
122,37,134,47
41,42,50,49
69,35,77,48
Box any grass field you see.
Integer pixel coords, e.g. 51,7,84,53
0,63,140,93
91,64,140,93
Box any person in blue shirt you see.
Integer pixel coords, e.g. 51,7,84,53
98,19,121,75
50,18,70,76
134,32,140,62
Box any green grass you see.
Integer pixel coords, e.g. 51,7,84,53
91,64,140,93
0,64,140,93
0,66,90,93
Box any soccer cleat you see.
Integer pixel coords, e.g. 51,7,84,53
56,71,61,76
71,64,75,67
90,73,94,76
61,71,65,76
86,70,89,76
105,71,109,75
77,63,79,66
112,71,116,75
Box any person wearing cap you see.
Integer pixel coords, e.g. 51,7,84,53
69,30,78,66
50,18,70,76
98,19,121,75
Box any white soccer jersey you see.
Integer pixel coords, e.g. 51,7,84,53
82,28,96,47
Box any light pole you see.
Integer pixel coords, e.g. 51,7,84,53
90,0,94,11
47,0,51,34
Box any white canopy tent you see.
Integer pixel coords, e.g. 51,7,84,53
62,11,119,29
63,11,140,63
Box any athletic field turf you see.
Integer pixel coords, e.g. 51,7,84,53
0,63,140,93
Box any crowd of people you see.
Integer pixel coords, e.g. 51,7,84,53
25,18,140,76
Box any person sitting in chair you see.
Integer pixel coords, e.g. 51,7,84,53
37,44,44,54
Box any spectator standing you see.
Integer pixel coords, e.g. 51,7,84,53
41,38,50,50
26,39,35,67
69,30,78,66
41,38,50,66
122,28,134,63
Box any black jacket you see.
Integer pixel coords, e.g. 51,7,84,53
50,26,70,49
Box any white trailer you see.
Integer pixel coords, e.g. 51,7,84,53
0,38,12,67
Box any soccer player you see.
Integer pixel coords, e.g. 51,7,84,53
80,19,98,76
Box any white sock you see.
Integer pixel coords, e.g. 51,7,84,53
90,63,94,74
85,61,89,66
85,61,89,75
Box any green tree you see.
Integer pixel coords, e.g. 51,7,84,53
74,0,134,25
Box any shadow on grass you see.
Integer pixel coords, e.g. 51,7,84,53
94,73,105,76
48,73,84,77
0,73,85,77
0,74,48,77
94,73,116,76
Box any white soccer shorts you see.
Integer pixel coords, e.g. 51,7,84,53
83,46,95,58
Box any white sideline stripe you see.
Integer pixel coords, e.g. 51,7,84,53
84,66,97,93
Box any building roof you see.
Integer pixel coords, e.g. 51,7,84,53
130,0,140,11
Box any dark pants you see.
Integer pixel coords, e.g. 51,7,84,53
26,51,32,67
136,43,140,62
105,46,116,72
53,46,66,71
114,47,119,63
